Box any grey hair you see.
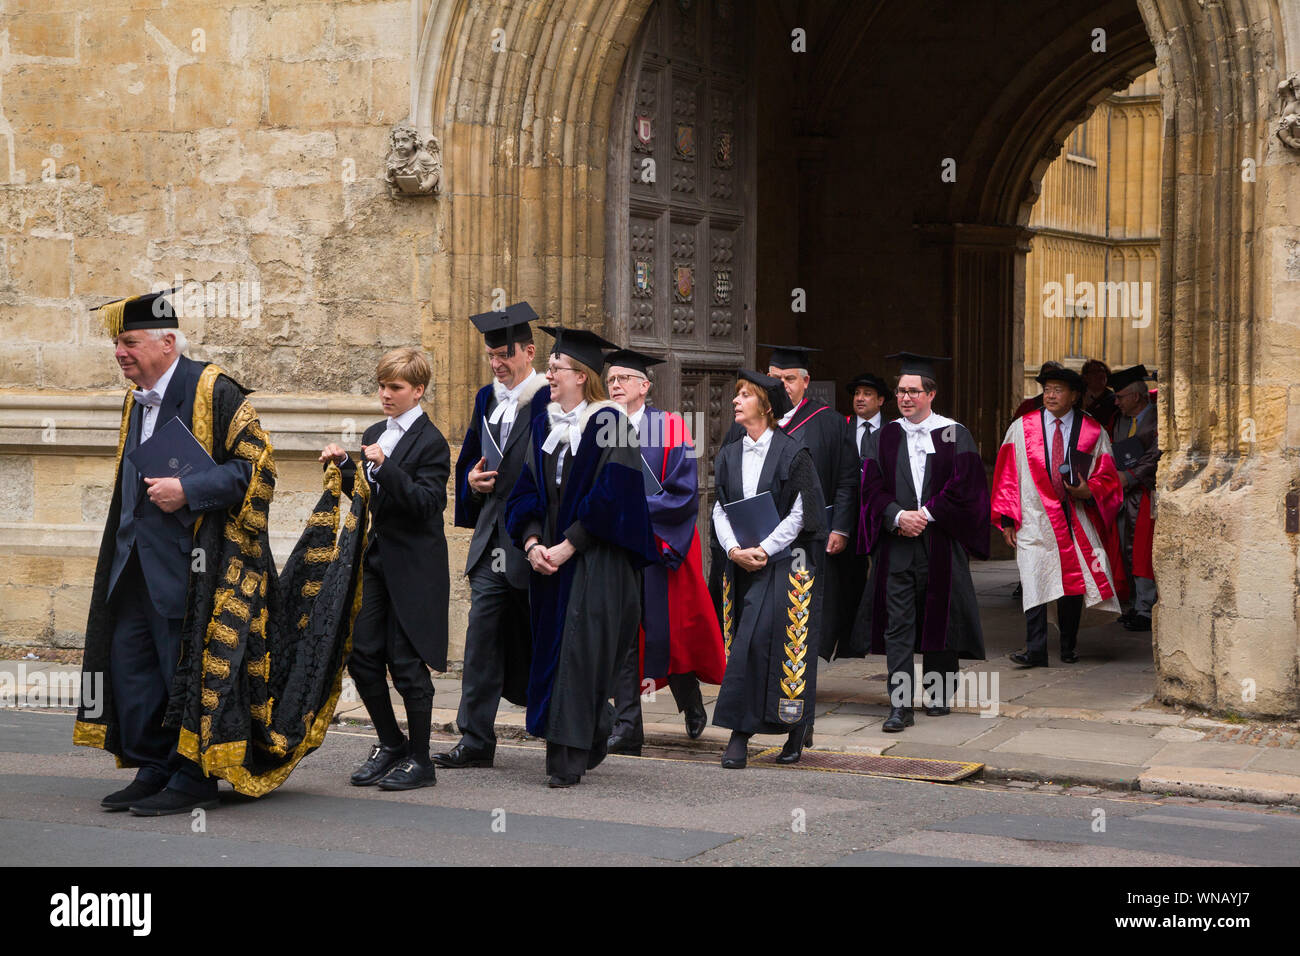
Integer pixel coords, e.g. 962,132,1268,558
147,327,188,354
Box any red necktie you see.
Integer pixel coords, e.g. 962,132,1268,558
1050,418,1067,501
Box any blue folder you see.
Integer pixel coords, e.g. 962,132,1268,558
722,491,781,549
126,416,216,481
642,457,663,496
481,416,504,472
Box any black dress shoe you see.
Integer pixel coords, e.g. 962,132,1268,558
684,708,707,740
1009,650,1049,668
1117,609,1136,626
720,754,747,769
881,707,915,733
1124,615,1152,632
129,787,219,817
775,728,805,764
431,742,494,769
350,741,409,786
377,757,436,790
101,778,165,812
606,733,642,757
925,705,951,716
548,774,581,788
1060,651,1080,663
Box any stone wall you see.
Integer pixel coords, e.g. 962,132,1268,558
0,0,473,658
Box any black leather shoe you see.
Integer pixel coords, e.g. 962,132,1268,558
377,757,436,790
1009,650,1049,668
101,778,165,812
350,741,409,786
775,728,805,764
1117,610,1136,626
684,708,707,740
606,733,642,757
431,742,494,769
1060,651,1080,663
720,754,747,769
548,774,581,788
1123,615,1152,632
129,787,219,817
881,707,915,733
925,705,951,716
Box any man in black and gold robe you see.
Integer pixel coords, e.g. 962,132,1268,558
76,289,366,815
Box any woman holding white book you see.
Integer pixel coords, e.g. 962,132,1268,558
711,370,827,768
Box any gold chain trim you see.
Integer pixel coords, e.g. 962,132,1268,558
780,569,813,701
722,571,733,656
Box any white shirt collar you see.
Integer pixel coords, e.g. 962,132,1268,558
628,404,646,431
900,411,934,434
140,355,181,402
1043,407,1074,433
743,427,773,450
777,398,804,428
857,411,882,431
389,404,425,432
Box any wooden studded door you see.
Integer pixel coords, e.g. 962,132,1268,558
605,0,756,540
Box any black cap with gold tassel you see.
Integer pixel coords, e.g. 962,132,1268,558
90,287,180,339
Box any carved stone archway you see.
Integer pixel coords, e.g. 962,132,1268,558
411,0,1300,716
411,0,653,437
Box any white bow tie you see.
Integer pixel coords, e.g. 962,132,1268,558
899,418,935,455
132,389,162,408
542,409,582,457
742,436,766,455
489,382,515,424
386,418,403,432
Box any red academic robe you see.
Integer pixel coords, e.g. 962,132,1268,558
991,410,1129,607
636,407,726,687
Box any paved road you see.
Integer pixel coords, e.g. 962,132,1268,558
2,710,1298,867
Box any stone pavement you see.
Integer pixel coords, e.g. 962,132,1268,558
5,562,1299,806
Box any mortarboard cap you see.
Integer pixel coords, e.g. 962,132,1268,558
603,348,664,377
737,368,793,419
1108,364,1152,393
846,371,892,401
470,300,539,350
760,343,820,372
90,288,180,339
886,351,951,381
538,325,619,373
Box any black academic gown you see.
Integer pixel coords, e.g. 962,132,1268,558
826,414,882,659
715,400,857,659
505,402,658,778
712,429,828,736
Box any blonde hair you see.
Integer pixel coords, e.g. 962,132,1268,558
735,380,777,429
557,355,607,405
376,347,431,390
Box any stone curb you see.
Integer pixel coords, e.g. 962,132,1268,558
1138,765,1300,807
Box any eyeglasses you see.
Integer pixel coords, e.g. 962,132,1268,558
895,388,929,398
547,363,577,375
605,373,646,386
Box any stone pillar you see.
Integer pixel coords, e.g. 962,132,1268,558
1138,0,1299,716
